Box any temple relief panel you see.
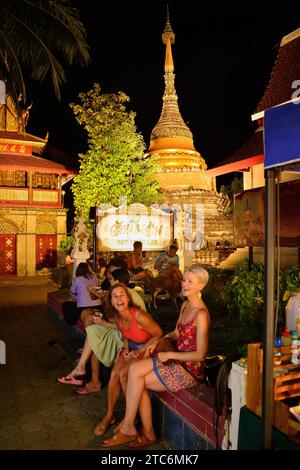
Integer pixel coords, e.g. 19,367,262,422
36,222,56,235
0,219,20,233
36,214,57,234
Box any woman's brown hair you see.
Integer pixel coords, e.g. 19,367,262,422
105,283,134,321
75,262,93,279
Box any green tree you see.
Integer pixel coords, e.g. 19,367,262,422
220,176,243,214
70,83,159,219
0,0,90,106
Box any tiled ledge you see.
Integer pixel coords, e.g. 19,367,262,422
152,384,224,450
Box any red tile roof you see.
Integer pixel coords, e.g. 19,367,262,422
209,128,264,174
211,29,300,174
217,129,263,167
0,154,76,174
256,30,300,113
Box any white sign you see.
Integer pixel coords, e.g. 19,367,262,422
96,204,172,251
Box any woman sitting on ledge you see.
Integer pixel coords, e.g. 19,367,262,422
101,265,210,448
93,282,163,436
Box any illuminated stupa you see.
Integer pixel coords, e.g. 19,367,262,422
145,8,214,191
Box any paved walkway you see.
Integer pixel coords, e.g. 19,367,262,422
0,276,171,451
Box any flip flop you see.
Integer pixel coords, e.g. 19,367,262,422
101,430,137,447
128,432,157,448
57,376,84,386
76,382,101,394
94,417,117,436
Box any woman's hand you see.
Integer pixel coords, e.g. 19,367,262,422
145,341,159,357
157,351,173,363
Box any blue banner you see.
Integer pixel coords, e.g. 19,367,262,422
264,100,300,169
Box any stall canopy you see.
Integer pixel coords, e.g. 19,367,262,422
264,100,300,169
262,98,300,449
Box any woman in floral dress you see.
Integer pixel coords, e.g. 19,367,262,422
102,264,210,448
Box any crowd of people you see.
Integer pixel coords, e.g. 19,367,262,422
57,241,210,448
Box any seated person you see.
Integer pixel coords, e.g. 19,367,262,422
126,241,152,282
101,256,128,290
97,257,108,277
68,262,102,327
58,268,147,394
153,243,183,281
90,268,147,311
94,282,162,436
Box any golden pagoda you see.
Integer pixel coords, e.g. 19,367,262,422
145,8,214,191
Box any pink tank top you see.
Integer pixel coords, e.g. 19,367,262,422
117,308,152,344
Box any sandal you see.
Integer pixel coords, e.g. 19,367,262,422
128,432,157,448
57,376,84,386
94,417,117,436
101,430,137,447
76,382,101,395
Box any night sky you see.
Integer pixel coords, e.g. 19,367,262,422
26,1,300,182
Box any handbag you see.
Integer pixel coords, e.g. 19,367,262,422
62,300,80,326
155,335,177,353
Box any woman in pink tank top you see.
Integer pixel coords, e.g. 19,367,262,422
94,283,163,437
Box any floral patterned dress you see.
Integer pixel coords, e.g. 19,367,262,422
152,311,206,393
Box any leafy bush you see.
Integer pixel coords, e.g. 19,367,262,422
202,267,231,317
59,236,74,254
222,260,264,322
277,265,300,327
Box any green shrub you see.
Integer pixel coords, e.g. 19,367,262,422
59,236,74,254
202,267,231,317
277,265,300,327
222,260,264,322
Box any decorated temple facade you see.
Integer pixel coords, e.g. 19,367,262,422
145,10,233,266
0,89,76,276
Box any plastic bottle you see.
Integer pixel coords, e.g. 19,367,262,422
291,330,298,341
274,337,282,366
285,292,300,332
291,340,300,365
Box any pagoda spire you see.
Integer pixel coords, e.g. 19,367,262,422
150,6,192,143
147,6,207,171
162,5,175,72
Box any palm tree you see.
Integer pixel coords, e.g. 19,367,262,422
0,0,90,107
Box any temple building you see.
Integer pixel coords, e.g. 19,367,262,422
145,10,233,266
0,90,76,276
207,27,300,269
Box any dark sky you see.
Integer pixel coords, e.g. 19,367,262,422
26,1,300,176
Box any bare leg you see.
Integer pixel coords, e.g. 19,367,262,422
94,359,123,435
90,353,101,386
80,308,95,327
119,359,165,437
66,337,92,378
138,389,156,441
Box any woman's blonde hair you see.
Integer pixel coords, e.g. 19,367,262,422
186,265,209,287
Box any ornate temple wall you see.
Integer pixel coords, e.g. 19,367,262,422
161,189,233,267
0,207,67,276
